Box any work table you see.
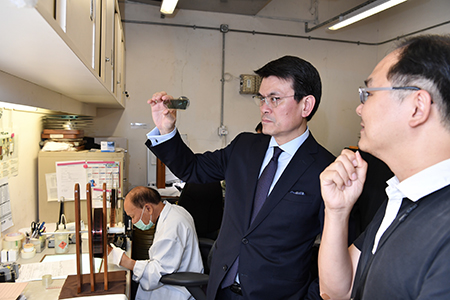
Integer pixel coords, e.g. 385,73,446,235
16,237,130,300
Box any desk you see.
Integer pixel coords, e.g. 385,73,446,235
16,238,130,300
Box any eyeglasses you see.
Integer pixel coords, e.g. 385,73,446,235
252,94,295,108
359,86,420,104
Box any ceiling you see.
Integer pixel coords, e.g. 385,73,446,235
128,0,274,16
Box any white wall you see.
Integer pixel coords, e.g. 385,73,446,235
0,71,94,237
0,109,43,237
92,3,377,187
1,0,449,236
93,0,450,189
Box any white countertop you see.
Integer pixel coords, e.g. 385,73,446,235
15,237,130,300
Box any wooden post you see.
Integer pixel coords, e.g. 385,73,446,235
74,183,82,293
102,183,109,290
86,183,96,292
156,158,166,189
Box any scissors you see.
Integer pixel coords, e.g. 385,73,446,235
31,221,41,237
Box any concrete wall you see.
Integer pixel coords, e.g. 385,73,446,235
92,0,450,188
1,0,449,234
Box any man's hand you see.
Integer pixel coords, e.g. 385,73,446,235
320,150,368,216
147,91,177,135
108,243,125,267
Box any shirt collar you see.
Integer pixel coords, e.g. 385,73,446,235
386,158,450,202
268,127,310,156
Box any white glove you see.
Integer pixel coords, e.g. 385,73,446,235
108,243,125,266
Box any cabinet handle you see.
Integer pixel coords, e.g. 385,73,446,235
90,0,94,21
105,57,110,62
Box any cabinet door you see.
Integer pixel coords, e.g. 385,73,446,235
101,0,115,93
66,0,98,70
93,0,102,74
36,0,55,20
115,12,126,106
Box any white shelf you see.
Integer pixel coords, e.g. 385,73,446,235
0,1,124,109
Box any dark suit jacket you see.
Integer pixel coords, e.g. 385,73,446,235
147,131,335,300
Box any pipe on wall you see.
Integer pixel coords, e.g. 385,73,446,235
122,19,450,46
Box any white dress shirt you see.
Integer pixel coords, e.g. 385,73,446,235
261,128,309,195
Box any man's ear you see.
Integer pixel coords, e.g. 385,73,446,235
301,95,316,118
145,204,154,215
409,90,433,128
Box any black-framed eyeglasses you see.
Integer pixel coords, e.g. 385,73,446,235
252,94,295,108
358,86,420,104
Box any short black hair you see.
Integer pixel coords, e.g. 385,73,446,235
254,55,322,121
127,186,161,208
389,34,450,128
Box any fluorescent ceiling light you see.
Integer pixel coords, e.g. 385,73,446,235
328,0,407,31
160,0,179,15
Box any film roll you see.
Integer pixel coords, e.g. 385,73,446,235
23,243,35,253
20,247,36,259
3,232,24,250
42,274,53,288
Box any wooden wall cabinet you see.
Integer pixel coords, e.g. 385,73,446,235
0,0,126,113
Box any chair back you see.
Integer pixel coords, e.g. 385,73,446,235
198,237,215,274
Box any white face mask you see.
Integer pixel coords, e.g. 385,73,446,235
133,206,153,231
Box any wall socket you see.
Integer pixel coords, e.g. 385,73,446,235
218,125,228,136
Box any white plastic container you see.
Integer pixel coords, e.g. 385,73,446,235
54,224,69,254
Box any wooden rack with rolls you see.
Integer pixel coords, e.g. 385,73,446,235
58,183,126,299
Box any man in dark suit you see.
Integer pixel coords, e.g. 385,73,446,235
146,56,335,299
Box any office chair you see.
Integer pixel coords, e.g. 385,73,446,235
160,237,215,300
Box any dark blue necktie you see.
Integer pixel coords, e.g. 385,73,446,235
251,146,283,224
221,146,283,288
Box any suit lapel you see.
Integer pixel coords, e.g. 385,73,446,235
246,134,318,234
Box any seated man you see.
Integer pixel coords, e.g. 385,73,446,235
108,186,203,300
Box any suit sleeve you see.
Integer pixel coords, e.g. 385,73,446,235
146,130,240,184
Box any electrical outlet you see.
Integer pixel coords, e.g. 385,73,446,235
218,125,228,136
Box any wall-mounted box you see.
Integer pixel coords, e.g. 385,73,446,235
239,74,261,94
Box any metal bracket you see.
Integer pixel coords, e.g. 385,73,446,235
220,24,229,33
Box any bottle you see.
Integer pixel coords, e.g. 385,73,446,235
164,96,190,110
54,224,69,254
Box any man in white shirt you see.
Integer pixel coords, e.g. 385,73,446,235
318,34,450,300
108,186,203,300
319,35,450,299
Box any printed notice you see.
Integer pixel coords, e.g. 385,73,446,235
0,176,13,231
55,160,120,201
